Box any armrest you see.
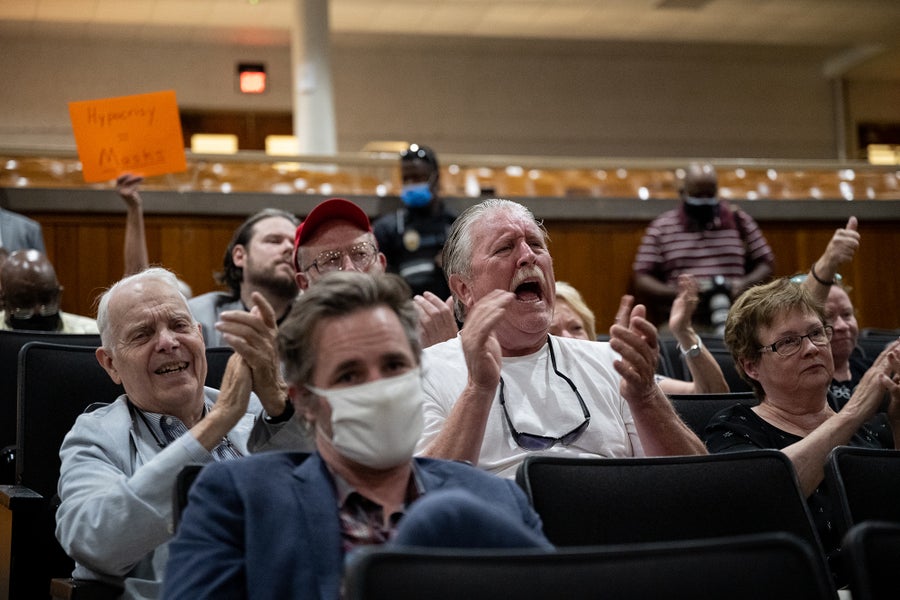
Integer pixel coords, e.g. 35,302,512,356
0,484,43,509
50,577,123,600
2,484,71,600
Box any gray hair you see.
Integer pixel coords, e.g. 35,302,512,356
95,267,192,350
278,271,420,387
442,198,547,322
724,277,825,400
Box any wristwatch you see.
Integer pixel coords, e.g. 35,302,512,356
678,335,703,359
263,397,295,424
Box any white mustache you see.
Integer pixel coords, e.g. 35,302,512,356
510,266,547,291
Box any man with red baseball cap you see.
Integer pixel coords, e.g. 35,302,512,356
242,197,458,452
292,197,387,290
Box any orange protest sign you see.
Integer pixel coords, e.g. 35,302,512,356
68,90,187,183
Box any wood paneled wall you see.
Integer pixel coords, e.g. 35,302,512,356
31,213,900,331
546,218,900,332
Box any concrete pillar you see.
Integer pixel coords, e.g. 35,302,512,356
291,0,337,155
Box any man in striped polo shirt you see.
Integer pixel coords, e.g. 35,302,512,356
632,162,774,331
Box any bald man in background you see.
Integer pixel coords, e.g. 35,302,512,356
0,249,97,332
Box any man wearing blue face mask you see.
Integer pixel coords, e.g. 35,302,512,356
373,143,457,300
632,161,774,330
163,272,551,599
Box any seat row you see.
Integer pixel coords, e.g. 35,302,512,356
345,447,900,600
2,337,900,599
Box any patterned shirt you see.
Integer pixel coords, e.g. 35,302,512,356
132,398,243,462
632,203,774,284
332,464,425,554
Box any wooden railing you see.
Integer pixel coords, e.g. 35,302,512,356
3,149,900,201
2,148,899,330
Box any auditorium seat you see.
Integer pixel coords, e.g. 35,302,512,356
668,391,759,437
841,520,900,600
515,450,827,572
1,341,234,600
824,446,900,543
529,169,564,197
344,532,836,600
0,330,102,484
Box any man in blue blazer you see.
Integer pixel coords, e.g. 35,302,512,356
163,272,551,600
0,207,45,252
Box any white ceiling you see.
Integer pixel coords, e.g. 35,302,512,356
1,0,899,79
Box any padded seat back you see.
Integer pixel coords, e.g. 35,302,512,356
345,532,835,600
515,450,829,578
668,391,758,437
841,521,900,600
824,446,900,542
0,330,100,459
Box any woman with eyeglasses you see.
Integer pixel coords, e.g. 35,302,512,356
703,276,900,582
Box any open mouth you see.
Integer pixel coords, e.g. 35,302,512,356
155,361,189,375
511,267,547,303
514,280,544,302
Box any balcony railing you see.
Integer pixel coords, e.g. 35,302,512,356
3,148,899,201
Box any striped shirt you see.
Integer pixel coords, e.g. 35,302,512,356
135,398,243,462
632,204,773,284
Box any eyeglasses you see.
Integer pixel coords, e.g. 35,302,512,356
499,337,591,451
758,325,834,357
303,242,377,275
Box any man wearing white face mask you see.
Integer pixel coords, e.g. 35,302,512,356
163,272,551,599
373,143,457,300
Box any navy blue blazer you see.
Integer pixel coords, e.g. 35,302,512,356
163,451,545,600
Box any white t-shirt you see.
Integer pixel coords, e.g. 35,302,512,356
418,334,644,478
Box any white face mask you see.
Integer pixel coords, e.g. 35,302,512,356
307,368,424,470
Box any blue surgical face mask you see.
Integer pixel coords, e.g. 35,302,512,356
401,182,433,208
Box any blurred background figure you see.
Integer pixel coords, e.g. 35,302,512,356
632,162,774,333
0,246,8,309
551,277,729,395
0,249,97,332
791,216,874,409
116,173,193,297
374,143,457,299
550,281,597,341
0,206,45,253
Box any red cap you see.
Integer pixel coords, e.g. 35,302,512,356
292,198,372,271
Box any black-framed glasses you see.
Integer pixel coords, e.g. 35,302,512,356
758,325,834,357
303,241,377,275
499,337,591,451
